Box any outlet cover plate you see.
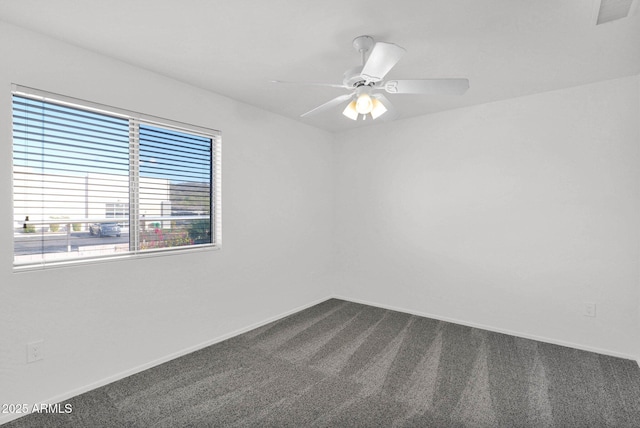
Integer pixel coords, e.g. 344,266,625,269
27,340,44,363
584,302,597,317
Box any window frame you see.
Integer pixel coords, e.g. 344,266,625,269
11,84,222,271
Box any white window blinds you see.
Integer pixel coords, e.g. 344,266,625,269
12,87,221,269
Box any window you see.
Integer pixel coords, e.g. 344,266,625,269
12,86,221,270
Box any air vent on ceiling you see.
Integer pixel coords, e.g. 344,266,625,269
596,0,635,25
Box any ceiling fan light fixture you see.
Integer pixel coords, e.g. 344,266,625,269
283,35,469,123
342,100,358,120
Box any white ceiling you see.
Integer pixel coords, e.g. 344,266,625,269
1,0,639,132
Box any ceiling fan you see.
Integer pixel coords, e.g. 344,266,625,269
273,35,470,121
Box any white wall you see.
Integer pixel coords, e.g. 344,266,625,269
0,21,335,417
333,75,640,359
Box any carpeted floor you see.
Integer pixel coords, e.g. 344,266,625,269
5,298,640,427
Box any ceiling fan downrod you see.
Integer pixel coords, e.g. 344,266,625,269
352,35,374,66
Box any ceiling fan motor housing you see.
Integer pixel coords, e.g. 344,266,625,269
343,67,378,89
343,66,365,88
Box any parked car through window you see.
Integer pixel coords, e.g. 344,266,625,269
89,223,121,237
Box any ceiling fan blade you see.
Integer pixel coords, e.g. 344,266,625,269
372,93,399,121
361,42,406,83
384,78,469,95
301,93,354,117
271,80,348,89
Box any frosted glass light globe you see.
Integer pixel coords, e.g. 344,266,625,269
355,93,373,114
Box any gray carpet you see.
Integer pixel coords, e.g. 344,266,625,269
5,298,640,427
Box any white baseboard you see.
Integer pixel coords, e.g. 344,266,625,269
332,294,639,363
0,295,334,426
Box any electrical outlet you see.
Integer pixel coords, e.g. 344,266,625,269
584,302,596,317
27,340,44,363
